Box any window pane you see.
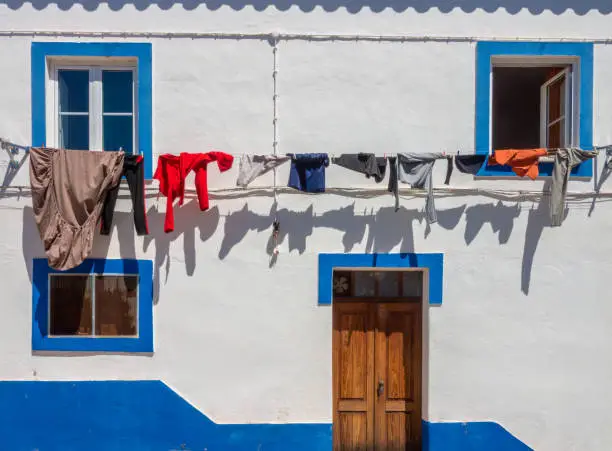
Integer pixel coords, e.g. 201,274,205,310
376,272,399,297
50,275,93,336
103,70,133,114
354,272,375,297
333,270,352,297
547,76,565,123
58,70,89,113
60,115,89,150
548,120,564,148
95,275,138,336
103,116,133,153
402,272,423,298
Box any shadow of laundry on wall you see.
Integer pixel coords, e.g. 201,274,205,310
364,206,423,254
464,201,521,245
143,202,220,303
316,203,371,252
434,204,467,231
219,203,316,260
21,206,43,283
219,203,274,259
219,202,435,260
0,151,29,196
521,181,560,296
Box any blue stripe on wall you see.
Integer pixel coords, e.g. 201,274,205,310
0,380,531,450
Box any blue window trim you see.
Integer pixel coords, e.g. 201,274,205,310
31,42,153,179
32,258,153,353
475,41,594,178
318,253,443,305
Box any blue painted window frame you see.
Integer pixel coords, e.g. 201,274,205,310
31,42,153,178
475,41,594,178
318,253,443,305
32,258,153,353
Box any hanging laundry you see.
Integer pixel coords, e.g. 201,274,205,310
30,147,124,271
387,156,398,198
287,153,329,193
388,153,451,224
154,152,234,233
236,154,290,188
332,153,387,183
550,148,597,227
488,149,547,180
454,154,487,175
100,154,149,236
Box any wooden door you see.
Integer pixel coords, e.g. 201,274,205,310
333,302,375,451
333,301,422,451
374,303,422,451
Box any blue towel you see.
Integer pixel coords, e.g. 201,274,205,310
287,153,329,193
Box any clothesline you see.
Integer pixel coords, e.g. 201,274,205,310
2,138,611,158
5,183,612,199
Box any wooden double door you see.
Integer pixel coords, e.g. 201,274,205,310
333,301,422,451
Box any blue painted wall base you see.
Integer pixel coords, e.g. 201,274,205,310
0,380,531,450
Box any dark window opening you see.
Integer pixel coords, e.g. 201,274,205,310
49,274,138,337
492,66,569,150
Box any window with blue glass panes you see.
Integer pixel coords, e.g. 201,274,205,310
56,66,135,153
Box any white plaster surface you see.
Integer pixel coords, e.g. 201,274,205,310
0,3,611,450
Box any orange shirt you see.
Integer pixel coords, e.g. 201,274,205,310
488,148,548,180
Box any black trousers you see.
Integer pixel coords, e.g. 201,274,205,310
100,155,149,235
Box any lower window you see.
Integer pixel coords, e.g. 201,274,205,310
33,259,153,352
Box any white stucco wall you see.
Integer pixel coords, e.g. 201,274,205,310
0,3,611,450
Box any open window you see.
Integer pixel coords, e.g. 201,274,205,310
475,42,593,177
492,63,575,151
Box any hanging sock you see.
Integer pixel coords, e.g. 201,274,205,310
392,153,450,224
332,153,387,183
454,154,487,175
287,153,329,193
488,149,547,180
443,155,453,185
30,147,125,270
387,156,399,210
154,152,234,233
236,154,290,188
100,155,149,236
550,148,597,227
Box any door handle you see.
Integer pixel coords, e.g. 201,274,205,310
377,380,384,397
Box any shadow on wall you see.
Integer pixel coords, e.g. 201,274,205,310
2,0,611,14
142,201,219,303
20,176,580,298
219,203,433,259
20,193,552,298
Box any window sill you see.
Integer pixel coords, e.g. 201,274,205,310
33,336,153,353
474,155,593,178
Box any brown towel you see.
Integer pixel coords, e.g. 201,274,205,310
30,147,124,270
